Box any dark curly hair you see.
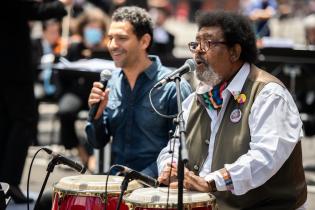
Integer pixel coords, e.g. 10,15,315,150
196,10,257,63
112,6,153,51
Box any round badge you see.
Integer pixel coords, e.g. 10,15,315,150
230,109,242,123
237,94,247,104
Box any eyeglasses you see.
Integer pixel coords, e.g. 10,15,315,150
188,40,227,53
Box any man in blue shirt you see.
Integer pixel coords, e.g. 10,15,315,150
86,6,192,177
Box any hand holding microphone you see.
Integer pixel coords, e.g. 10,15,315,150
87,69,112,122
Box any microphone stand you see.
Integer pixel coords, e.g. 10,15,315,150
173,75,189,210
115,173,130,210
34,155,59,209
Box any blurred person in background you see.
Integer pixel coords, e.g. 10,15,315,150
81,0,148,16
297,13,315,137
108,0,148,15
66,7,111,60
0,0,71,204
32,19,63,72
304,13,315,46
148,0,175,66
148,0,200,90
31,18,63,146
57,6,110,172
241,0,278,38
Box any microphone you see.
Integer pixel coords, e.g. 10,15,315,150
87,69,112,122
54,154,87,174
115,165,159,188
154,59,196,88
42,147,87,174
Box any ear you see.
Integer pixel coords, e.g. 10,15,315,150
229,43,242,62
140,33,151,51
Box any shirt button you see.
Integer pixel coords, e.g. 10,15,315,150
205,139,210,144
193,165,199,171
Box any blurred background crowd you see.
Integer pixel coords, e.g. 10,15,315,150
1,0,315,206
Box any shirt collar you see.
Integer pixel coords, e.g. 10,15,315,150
144,55,161,80
119,55,160,80
225,62,250,98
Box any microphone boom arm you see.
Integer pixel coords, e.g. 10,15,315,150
153,59,196,88
34,154,58,209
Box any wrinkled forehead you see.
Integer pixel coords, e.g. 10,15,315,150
196,26,224,40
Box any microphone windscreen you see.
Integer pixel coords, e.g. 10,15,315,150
100,69,112,81
185,59,196,72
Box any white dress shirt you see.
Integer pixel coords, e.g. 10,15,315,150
157,63,306,210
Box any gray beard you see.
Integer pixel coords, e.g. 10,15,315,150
196,66,222,86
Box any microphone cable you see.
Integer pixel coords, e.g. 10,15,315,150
149,86,178,119
26,147,52,210
149,83,186,208
104,164,124,210
165,136,177,210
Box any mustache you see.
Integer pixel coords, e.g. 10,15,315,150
195,56,207,65
110,48,125,54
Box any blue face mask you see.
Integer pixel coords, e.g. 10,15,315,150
84,27,103,46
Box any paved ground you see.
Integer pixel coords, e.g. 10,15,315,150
6,103,92,210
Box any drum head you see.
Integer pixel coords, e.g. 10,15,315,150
54,175,142,194
124,187,216,208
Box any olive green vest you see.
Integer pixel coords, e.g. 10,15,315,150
185,66,307,210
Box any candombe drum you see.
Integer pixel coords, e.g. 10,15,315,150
52,175,142,210
124,187,218,210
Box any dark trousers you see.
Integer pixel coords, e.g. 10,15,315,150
0,83,37,185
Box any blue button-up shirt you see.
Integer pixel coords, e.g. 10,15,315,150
86,56,192,177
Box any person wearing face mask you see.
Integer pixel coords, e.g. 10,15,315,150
157,11,307,210
56,7,111,172
148,2,175,66
84,26,103,45
66,7,111,61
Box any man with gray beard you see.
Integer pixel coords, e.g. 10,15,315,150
157,11,307,210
